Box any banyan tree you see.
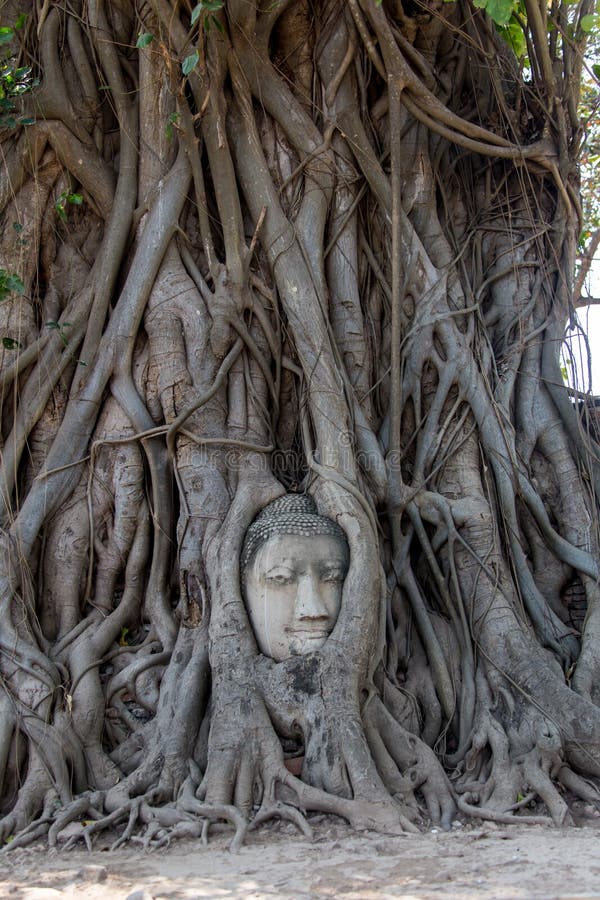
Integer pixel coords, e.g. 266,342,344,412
1,0,600,850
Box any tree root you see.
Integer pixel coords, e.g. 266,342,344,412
1,790,58,852
1,0,599,860
364,694,456,829
249,801,314,840
456,797,554,826
452,699,591,827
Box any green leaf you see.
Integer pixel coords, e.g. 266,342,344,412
210,14,224,32
580,13,599,32
12,222,23,233
2,337,21,350
136,32,154,48
165,111,179,140
182,51,199,76
593,63,600,80
55,191,82,220
485,0,515,26
500,21,527,58
0,27,14,44
0,270,25,300
19,117,35,125
4,274,24,294
191,1,224,27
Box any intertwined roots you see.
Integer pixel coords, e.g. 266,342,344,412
1,0,600,851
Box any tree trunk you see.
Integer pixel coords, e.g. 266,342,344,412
1,0,599,850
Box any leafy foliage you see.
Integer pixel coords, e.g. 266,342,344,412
191,0,225,32
136,32,154,48
182,50,199,76
0,269,24,301
0,58,36,129
55,192,84,222
581,14,600,33
473,0,515,27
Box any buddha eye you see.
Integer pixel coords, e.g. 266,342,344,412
265,572,295,586
321,570,344,583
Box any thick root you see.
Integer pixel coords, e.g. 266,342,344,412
454,708,583,826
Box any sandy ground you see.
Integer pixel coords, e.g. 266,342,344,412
2,816,600,900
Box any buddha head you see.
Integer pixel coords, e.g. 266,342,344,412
241,494,349,661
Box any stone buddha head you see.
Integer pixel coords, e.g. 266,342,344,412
241,494,349,661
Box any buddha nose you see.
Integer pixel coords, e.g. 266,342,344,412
295,571,329,620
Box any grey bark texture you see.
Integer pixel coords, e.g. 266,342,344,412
0,0,599,849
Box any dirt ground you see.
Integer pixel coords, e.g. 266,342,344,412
2,814,600,900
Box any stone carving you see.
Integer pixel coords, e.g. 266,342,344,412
241,494,349,661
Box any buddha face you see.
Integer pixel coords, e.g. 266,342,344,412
242,532,349,661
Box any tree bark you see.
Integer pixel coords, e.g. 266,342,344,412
1,0,599,849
